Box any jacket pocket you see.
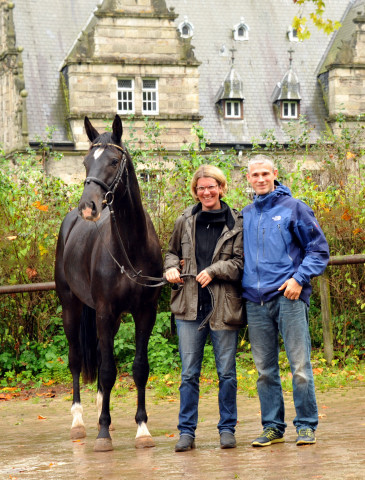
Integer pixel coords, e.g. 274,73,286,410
170,285,186,316
223,292,247,326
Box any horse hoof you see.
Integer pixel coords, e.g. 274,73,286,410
94,437,113,452
135,435,155,449
70,426,86,439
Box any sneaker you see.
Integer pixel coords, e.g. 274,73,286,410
252,427,285,447
296,428,316,445
175,434,196,452
220,432,236,449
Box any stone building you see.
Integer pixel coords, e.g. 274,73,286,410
0,0,364,181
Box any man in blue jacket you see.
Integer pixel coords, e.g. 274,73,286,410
242,155,329,447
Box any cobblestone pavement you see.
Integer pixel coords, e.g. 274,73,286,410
1,385,365,480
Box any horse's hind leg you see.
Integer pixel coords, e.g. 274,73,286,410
94,316,117,452
133,309,156,449
62,299,86,439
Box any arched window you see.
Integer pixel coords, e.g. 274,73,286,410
178,16,194,39
233,18,249,41
287,26,299,42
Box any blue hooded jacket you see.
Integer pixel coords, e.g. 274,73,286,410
241,182,329,305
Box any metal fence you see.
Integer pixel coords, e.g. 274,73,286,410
1,254,364,364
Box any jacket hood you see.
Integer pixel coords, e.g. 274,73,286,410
254,181,292,212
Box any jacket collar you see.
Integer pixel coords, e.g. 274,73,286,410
191,200,235,230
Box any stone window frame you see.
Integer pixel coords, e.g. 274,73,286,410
233,18,250,41
178,16,194,39
117,78,135,115
224,100,243,119
281,100,299,119
142,78,159,115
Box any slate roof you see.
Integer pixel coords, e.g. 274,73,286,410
11,0,356,146
166,0,353,146
12,0,100,144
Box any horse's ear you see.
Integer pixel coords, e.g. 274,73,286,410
84,116,100,142
111,115,123,145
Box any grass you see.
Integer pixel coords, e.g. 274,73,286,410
111,350,365,402
2,349,364,402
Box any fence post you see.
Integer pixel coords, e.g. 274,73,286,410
319,273,333,365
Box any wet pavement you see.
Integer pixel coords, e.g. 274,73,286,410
1,385,365,480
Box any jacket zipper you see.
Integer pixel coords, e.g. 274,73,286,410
256,211,263,304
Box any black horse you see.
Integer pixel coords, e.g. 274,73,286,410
55,115,163,451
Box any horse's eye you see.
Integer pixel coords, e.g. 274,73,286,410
111,158,119,167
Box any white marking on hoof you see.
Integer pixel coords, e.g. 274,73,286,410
71,403,85,429
135,422,155,447
136,422,151,439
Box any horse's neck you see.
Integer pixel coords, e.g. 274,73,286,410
113,168,148,247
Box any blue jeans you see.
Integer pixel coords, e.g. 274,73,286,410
176,319,239,437
247,296,318,433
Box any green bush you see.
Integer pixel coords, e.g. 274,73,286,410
0,114,364,385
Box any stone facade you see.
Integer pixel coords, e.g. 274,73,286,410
62,0,200,151
1,0,364,183
0,1,28,153
320,9,365,137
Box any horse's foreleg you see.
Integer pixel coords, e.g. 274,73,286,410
133,312,156,449
94,332,116,452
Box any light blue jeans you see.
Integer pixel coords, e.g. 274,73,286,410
247,296,318,434
176,318,239,437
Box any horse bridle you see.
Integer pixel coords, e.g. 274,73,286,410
84,143,127,206
84,142,170,288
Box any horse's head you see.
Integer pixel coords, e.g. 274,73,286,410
79,115,127,221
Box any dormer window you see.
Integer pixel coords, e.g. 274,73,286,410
233,18,249,41
281,101,299,119
271,50,301,121
288,26,299,42
178,16,194,39
215,63,245,120
225,100,243,119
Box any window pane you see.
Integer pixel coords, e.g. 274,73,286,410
227,103,232,115
291,102,296,116
143,79,156,89
142,80,158,113
118,79,132,89
283,103,289,116
234,102,239,116
117,79,134,113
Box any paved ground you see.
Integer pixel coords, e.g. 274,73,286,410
1,385,365,480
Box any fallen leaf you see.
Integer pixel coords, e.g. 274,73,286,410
38,415,46,420
26,267,38,280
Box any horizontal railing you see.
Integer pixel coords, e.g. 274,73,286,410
1,254,364,365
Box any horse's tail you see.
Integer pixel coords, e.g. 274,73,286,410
80,305,98,384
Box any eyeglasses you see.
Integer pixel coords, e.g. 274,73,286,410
196,184,219,193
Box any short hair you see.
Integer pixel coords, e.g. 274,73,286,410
190,164,228,202
247,155,276,173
